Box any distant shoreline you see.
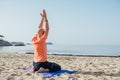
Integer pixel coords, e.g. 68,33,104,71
1,52,119,57
49,53,120,57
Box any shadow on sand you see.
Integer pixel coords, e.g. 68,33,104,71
75,71,120,77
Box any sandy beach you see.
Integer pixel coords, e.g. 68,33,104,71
0,53,120,80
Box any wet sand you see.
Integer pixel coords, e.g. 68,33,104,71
0,53,120,80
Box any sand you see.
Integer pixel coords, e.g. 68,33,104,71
0,53,120,80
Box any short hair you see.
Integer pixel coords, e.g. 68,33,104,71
38,28,45,35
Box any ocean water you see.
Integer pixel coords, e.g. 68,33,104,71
0,45,120,56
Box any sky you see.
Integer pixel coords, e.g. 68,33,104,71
0,0,120,45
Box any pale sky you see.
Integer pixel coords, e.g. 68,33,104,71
0,0,120,45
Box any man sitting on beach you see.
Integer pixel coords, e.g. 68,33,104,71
31,9,61,73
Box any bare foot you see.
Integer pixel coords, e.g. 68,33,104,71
31,67,35,73
36,67,49,73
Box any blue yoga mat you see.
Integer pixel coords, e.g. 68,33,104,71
24,67,76,78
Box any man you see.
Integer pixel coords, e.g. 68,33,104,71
32,9,61,73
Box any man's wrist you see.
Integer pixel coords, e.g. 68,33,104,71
45,19,48,22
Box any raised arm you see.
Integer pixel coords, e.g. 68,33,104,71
45,19,49,37
38,11,45,29
43,9,49,37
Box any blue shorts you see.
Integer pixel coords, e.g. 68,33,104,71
33,61,61,72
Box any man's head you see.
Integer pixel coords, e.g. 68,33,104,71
38,28,45,37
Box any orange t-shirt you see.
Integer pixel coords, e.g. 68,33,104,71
32,32,47,62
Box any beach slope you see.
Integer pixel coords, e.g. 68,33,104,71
0,53,120,80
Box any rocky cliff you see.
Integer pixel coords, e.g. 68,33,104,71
0,40,12,46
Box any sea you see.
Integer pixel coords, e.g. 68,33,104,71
0,45,120,56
